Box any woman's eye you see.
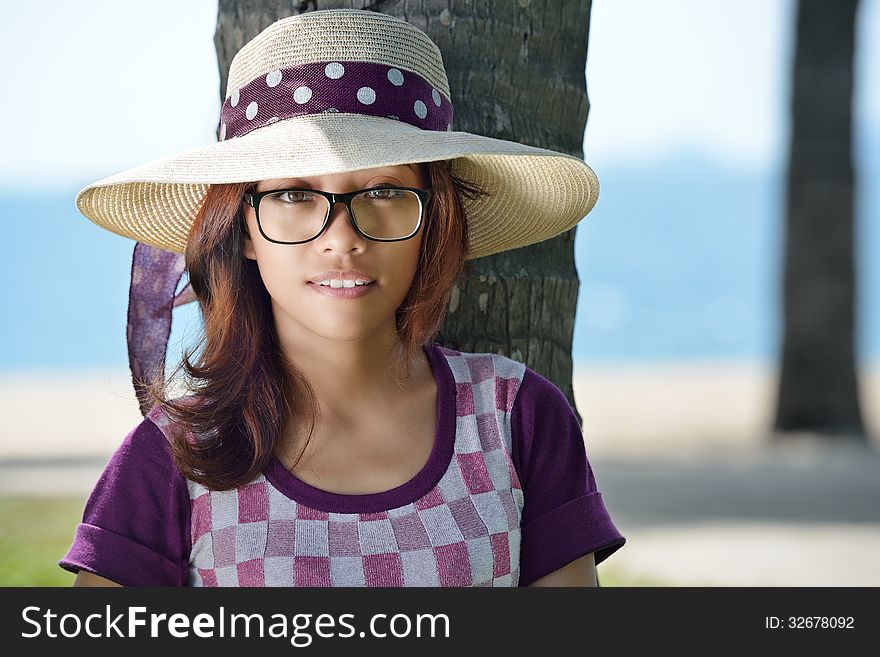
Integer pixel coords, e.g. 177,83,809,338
276,191,313,203
365,187,402,199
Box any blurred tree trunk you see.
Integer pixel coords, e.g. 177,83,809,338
775,0,865,441
215,0,595,426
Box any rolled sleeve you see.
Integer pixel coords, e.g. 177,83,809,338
511,367,626,586
59,523,183,587
58,415,191,586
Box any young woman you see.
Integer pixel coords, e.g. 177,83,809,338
60,9,625,587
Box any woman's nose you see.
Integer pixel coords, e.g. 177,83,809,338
319,200,366,245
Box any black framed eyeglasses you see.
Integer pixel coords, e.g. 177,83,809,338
243,186,433,245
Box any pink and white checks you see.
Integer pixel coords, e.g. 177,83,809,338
148,345,527,587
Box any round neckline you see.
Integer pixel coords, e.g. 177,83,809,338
263,342,455,514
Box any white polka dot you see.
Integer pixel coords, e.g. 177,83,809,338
293,86,313,104
266,116,280,125
357,86,377,105
219,123,226,140
325,62,345,79
387,68,404,86
414,100,427,119
246,101,258,120
266,70,282,87
432,88,442,107
230,89,239,107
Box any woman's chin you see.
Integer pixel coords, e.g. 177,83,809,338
305,320,386,343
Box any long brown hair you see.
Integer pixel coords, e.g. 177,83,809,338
143,159,488,490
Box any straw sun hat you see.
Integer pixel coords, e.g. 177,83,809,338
75,8,599,260
75,9,600,415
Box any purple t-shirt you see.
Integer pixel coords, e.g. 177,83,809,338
59,343,625,586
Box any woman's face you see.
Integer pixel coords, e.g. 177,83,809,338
242,163,428,341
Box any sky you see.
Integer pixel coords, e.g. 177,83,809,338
586,0,880,170
1,0,877,190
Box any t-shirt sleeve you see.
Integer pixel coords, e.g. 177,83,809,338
58,416,191,586
510,366,626,586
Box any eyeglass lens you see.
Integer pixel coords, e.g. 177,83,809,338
257,189,422,242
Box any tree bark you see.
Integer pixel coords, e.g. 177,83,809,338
775,0,865,440
215,0,594,426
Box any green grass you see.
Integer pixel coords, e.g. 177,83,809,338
0,496,83,586
1,496,681,587
598,566,683,587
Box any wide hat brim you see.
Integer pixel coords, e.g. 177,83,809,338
76,112,599,260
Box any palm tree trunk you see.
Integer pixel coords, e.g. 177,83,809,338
775,0,865,441
215,0,595,426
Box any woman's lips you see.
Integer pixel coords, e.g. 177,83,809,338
307,281,377,299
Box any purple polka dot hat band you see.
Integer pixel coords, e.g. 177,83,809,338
219,60,454,141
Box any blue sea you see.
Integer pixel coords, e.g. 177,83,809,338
2,151,877,371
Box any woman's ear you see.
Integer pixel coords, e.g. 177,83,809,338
243,234,256,260
241,211,257,260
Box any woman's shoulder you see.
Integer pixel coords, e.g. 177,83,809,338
429,343,528,390
107,396,206,482
111,404,189,476
429,343,569,416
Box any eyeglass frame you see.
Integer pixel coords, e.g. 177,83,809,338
242,185,434,245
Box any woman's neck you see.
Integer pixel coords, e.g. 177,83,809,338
276,325,427,420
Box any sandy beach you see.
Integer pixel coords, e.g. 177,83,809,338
1,360,878,586
574,360,880,458
3,360,878,461
0,368,145,460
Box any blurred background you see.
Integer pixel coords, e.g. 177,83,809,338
0,0,877,585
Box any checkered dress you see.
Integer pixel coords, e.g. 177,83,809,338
152,346,526,587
